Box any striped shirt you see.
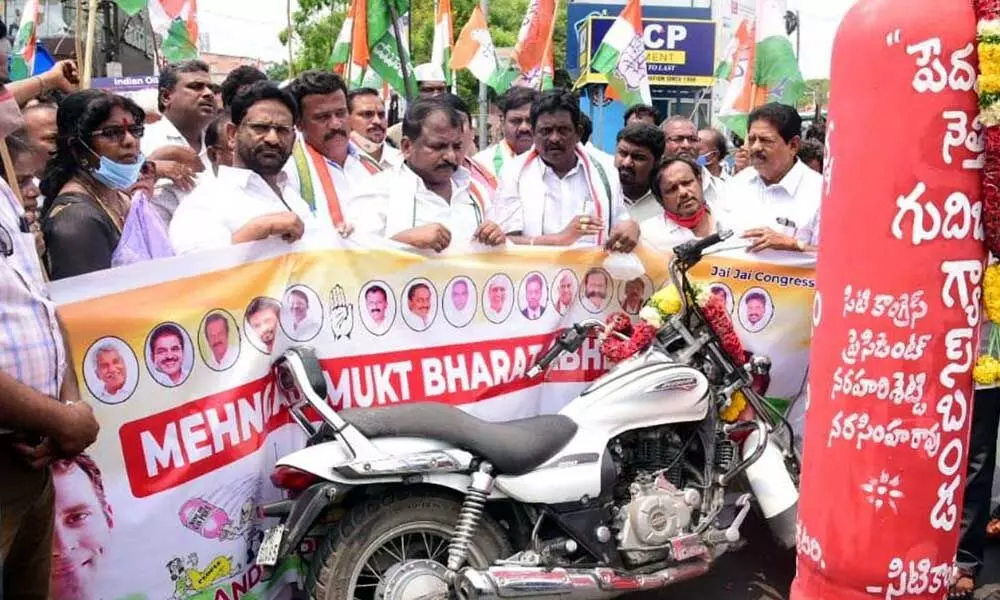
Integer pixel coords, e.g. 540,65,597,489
0,179,65,404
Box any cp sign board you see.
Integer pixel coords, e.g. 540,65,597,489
578,17,716,87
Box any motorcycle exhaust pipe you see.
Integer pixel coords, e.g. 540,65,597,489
742,428,798,549
455,560,712,600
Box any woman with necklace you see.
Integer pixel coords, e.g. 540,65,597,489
39,90,150,280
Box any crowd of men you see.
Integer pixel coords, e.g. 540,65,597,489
0,57,826,598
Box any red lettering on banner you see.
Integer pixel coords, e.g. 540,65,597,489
120,332,612,497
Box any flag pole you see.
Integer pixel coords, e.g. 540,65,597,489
537,0,558,92
74,0,83,65
387,0,413,100
477,0,489,150
81,0,99,89
287,0,295,77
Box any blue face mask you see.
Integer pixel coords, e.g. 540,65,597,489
696,153,711,168
87,146,145,190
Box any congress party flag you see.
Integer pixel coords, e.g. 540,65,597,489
431,0,454,86
717,19,757,138
511,0,556,76
366,0,418,97
590,0,651,107
149,0,200,62
451,6,516,93
9,0,39,81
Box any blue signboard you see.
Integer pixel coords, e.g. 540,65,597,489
566,3,711,75
578,17,716,87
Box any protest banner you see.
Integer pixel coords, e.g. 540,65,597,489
46,234,815,600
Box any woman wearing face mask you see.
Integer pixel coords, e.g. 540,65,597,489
40,89,150,279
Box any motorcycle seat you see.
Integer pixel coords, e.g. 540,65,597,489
340,403,578,475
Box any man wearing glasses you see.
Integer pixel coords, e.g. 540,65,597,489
0,140,100,597
661,115,726,214
169,81,323,254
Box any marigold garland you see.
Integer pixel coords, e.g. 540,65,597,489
719,390,748,423
976,3,1000,255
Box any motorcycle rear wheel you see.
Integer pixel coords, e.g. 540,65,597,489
307,488,512,600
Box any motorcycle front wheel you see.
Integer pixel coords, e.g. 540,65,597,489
307,488,512,600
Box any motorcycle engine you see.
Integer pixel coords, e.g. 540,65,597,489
611,428,704,566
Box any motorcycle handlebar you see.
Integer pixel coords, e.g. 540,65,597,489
528,320,603,378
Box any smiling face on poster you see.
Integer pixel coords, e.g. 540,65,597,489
280,285,323,342
144,323,195,388
360,281,396,335
402,278,438,332
738,287,774,332
483,273,514,323
443,276,477,327
517,272,548,320
551,269,579,315
244,297,282,354
83,337,139,405
198,310,241,371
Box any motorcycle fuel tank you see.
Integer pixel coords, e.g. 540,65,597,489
560,349,710,436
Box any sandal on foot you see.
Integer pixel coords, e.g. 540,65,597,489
950,574,976,600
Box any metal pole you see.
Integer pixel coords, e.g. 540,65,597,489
477,0,488,150
596,86,604,150
795,10,800,59
82,0,99,88
388,0,413,100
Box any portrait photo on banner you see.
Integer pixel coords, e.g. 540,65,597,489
443,275,478,328
244,296,282,354
581,267,613,314
517,271,549,321
618,275,654,315
198,309,241,371
83,337,140,405
551,268,579,316
402,277,439,332
709,282,736,315
483,273,515,324
738,286,775,333
144,322,196,388
280,284,324,342
359,280,397,336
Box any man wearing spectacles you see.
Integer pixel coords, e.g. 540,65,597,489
169,81,325,254
661,115,726,215
0,113,100,597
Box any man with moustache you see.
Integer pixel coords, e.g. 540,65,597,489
615,123,664,211
49,454,113,600
92,344,129,404
149,324,186,387
365,285,390,331
247,297,281,353
170,82,319,254
583,270,609,312
744,292,769,329
350,97,511,253
284,70,371,230
473,87,538,178
554,271,576,315
284,289,317,337
348,88,402,172
661,115,725,213
204,313,236,370
407,283,432,328
726,103,821,253
521,273,546,320
496,90,639,252
621,278,644,314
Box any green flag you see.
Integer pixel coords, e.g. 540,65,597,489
113,0,148,16
366,0,417,97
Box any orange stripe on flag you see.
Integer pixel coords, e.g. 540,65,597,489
352,0,370,67
513,0,556,72
451,4,487,69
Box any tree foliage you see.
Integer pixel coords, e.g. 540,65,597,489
280,0,570,108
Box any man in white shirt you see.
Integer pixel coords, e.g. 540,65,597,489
582,269,610,312
445,278,476,326
283,71,373,229
553,271,576,315
347,87,403,172
142,61,217,169
495,90,639,252
349,97,511,253
92,344,129,404
473,86,538,178
149,324,188,387
640,156,727,252
615,123,665,216
698,128,730,183
170,81,313,255
406,283,433,329
661,116,725,213
726,103,822,253
204,312,237,370
363,285,391,333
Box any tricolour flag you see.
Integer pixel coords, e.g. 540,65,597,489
511,0,556,75
590,0,651,106
718,0,804,138
149,0,199,63
10,0,39,81
330,0,355,67
431,0,454,86
451,5,516,93
365,0,417,97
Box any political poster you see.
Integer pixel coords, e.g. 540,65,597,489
45,234,815,599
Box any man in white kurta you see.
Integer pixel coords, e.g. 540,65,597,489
472,86,538,178
347,87,403,172
493,91,639,252
170,82,319,254
349,97,513,253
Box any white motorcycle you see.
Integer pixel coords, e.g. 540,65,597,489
256,231,801,600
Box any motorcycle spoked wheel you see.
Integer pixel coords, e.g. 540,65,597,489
307,489,512,600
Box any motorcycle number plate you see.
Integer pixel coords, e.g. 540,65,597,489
670,533,706,562
256,524,286,567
